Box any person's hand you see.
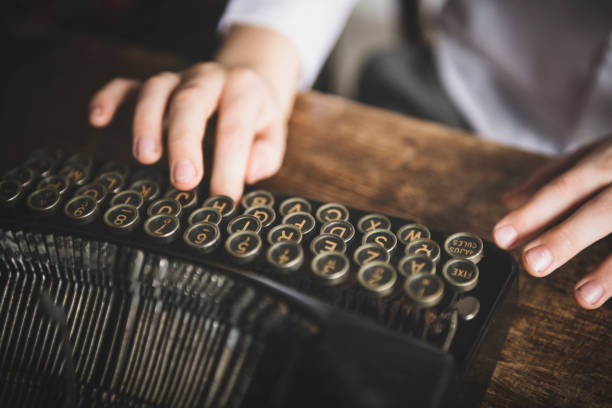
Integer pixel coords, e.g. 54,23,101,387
493,136,612,309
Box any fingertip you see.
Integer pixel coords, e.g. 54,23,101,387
493,223,518,249
171,159,202,191
89,105,109,127
522,244,553,277
574,280,606,309
133,138,162,164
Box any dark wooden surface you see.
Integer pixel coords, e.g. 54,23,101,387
2,20,610,408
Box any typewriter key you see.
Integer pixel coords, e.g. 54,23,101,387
26,188,61,214
311,251,350,283
103,204,140,232
4,166,36,188
279,197,312,216
403,273,444,308
0,179,23,206
310,233,346,255
188,207,222,225
357,262,397,296
64,195,98,224
353,243,390,266
64,152,93,168
244,205,276,228
95,171,125,194
227,214,262,234
110,190,144,209
397,223,431,245
267,224,302,245
241,189,274,209
406,238,441,263
37,175,69,195
147,198,182,217
59,162,90,186
166,188,198,210
444,232,484,264
225,231,262,263
442,258,479,293
397,254,435,278
282,211,316,236
183,221,220,252
316,202,349,223
144,214,181,241
357,213,392,234
75,183,108,203
24,155,56,178
362,229,397,253
203,195,237,219
320,220,355,243
266,241,304,273
129,179,160,201
455,296,480,321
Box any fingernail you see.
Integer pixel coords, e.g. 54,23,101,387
172,159,196,184
135,138,156,160
90,105,102,117
575,280,603,305
524,245,552,275
493,225,517,249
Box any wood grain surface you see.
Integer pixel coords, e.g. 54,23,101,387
1,19,610,408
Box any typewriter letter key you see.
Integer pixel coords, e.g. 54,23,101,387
316,203,349,223
362,229,398,253
244,205,276,228
444,232,484,264
321,220,355,243
397,223,431,245
397,254,435,277
406,238,441,263
203,195,237,219
0,180,23,206
310,233,346,255
27,188,61,214
353,243,390,266
279,197,312,216
110,190,144,209
357,262,397,296
227,214,263,234
241,189,275,209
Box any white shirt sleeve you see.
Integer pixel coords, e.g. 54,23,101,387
218,0,357,89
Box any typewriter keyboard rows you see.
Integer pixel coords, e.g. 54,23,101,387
1,149,486,346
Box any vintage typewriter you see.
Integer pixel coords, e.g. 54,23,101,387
0,149,517,408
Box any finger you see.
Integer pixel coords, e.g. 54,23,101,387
519,185,612,277
167,66,226,190
89,78,141,127
574,253,612,309
493,154,612,249
210,69,263,201
245,123,286,185
132,72,180,164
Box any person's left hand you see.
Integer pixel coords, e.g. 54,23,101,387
493,136,612,309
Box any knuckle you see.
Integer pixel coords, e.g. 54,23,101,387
146,71,177,87
172,86,204,104
228,67,259,86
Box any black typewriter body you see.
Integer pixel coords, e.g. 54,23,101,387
0,150,518,408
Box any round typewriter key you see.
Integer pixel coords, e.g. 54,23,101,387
59,162,90,186
353,243,390,266
64,195,98,224
103,204,140,232
166,188,198,210
397,254,435,278
320,220,355,243
4,166,36,188
267,224,302,245
27,188,61,214
203,195,237,219
95,171,125,194
129,179,160,201
279,197,312,216
37,175,69,195
310,233,346,255
444,232,484,264
227,214,262,235
266,241,304,273
362,228,397,253
404,273,444,308
98,161,129,177
406,238,441,263
357,213,392,234
442,258,479,293
244,205,276,228
311,251,349,284
282,211,316,236
144,214,180,241
225,231,262,263
357,262,397,296
397,223,431,245
147,198,182,217
188,207,222,225
241,189,274,209
183,222,221,252
455,296,480,321
316,202,349,224
24,156,56,178
75,183,108,203
110,190,144,209
0,180,23,206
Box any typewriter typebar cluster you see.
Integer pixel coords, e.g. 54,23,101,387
0,149,518,407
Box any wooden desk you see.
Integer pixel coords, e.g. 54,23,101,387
2,21,610,407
